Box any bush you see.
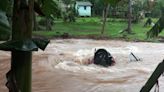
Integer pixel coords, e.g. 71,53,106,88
0,31,10,40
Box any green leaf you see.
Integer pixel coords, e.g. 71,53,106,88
0,0,9,12
32,38,50,51
0,10,11,33
147,16,164,38
103,0,121,6
41,0,60,18
0,38,50,51
0,40,38,51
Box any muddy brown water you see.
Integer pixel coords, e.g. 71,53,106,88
0,39,164,92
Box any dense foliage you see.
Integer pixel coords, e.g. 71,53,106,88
0,0,11,40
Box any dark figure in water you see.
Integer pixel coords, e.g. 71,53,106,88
93,49,115,67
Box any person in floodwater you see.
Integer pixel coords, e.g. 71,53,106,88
93,49,115,67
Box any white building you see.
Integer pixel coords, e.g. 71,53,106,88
75,1,92,17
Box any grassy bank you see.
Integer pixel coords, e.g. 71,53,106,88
33,17,164,41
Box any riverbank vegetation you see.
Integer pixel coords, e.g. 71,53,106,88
33,17,164,42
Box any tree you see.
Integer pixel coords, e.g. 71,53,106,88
143,0,156,27
60,0,76,22
119,0,133,34
101,0,121,35
101,3,110,35
87,0,96,15
140,1,164,91
35,0,61,31
127,0,132,33
62,0,75,5
147,0,164,38
0,0,54,92
0,0,11,40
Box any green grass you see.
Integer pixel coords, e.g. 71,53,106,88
33,17,164,42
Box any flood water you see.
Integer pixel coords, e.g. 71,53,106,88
0,39,164,92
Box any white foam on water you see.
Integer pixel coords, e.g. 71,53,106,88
54,60,151,76
53,45,151,75
40,40,164,92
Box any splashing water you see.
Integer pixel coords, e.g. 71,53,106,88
0,39,164,92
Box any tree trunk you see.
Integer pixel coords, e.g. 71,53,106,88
102,8,105,21
33,12,38,31
127,0,132,33
46,17,52,31
9,0,34,92
101,4,109,35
